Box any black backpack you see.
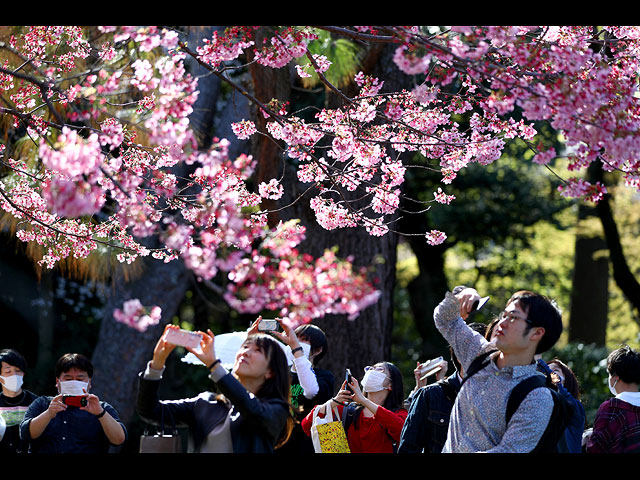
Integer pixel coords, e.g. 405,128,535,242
462,350,574,453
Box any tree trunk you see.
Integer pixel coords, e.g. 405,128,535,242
568,163,610,345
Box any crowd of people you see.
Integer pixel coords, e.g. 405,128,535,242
2,286,639,454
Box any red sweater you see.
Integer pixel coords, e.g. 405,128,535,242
301,403,408,453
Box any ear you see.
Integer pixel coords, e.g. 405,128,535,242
530,326,545,343
265,369,273,380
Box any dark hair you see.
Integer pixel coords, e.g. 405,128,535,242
243,334,294,449
295,323,328,366
381,362,404,412
607,345,640,385
55,353,94,378
548,358,580,399
507,290,563,354
0,349,27,372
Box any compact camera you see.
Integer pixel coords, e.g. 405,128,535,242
257,318,280,332
62,395,88,408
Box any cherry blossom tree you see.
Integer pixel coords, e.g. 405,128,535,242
4,25,640,435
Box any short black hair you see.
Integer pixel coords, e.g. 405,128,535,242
0,349,27,371
607,345,640,385
55,353,94,378
295,323,328,365
508,290,563,354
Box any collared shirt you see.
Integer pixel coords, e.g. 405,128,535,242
434,294,553,453
20,396,126,453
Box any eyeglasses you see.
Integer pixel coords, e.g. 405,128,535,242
364,365,389,375
498,310,533,326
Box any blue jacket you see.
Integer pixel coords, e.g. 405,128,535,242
398,374,461,453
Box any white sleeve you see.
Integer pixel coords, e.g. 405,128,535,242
293,356,319,399
143,361,164,380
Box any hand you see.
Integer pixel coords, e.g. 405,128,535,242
151,324,179,370
434,359,448,382
333,380,355,405
187,329,216,368
454,287,481,320
269,318,301,350
247,316,261,336
413,361,428,389
346,377,366,404
46,394,67,419
81,390,104,416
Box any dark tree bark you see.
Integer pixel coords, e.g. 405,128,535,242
568,201,610,345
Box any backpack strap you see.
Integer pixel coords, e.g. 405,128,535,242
505,374,547,424
436,378,460,404
461,349,497,387
341,401,362,433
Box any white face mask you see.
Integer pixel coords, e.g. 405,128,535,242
58,380,89,396
609,375,619,396
0,374,24,393
361,369,390,393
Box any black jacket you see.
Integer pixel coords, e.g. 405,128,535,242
136,370,290,453
397,374,461,453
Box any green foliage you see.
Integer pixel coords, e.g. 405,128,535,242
297,30,364,90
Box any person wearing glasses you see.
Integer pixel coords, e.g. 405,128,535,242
434,286,563,453
301,361,407,453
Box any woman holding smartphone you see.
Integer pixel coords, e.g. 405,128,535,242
136,323,294,453
301,361,407,453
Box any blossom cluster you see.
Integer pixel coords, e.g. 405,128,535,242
5,26,640,328
113,299,162,332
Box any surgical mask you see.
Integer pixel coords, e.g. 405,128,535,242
609,375,619,396
58,380,89,396
0,374,23,393
361,369,389,393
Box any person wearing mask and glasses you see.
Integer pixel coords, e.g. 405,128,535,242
301,361,407,453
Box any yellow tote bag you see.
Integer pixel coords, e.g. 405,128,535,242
310,400,351,453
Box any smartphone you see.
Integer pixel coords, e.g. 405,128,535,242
345,368,353,392
164,328,203,350
62,395,88,408
471,296,490,312
419,356,444,380
257,318,280,332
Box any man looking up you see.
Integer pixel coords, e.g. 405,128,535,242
434,287,563,453
20,353,127,453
